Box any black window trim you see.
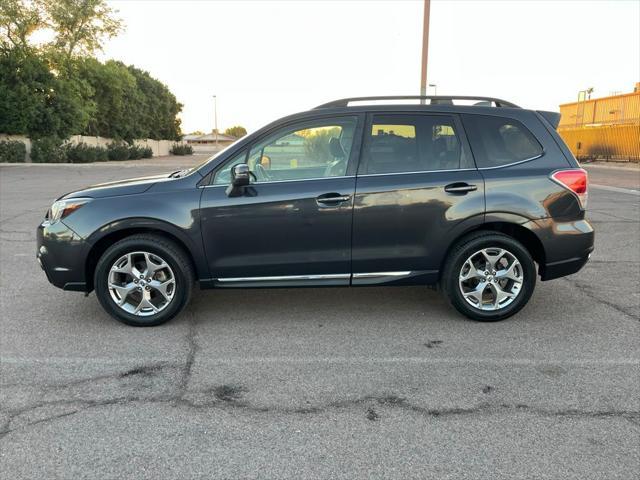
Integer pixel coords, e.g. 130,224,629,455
204,113,365,186
357,111,477,177
461,113,546,170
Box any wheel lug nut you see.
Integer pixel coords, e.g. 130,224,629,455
145,286,150,291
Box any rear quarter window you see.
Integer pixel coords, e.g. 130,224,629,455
462,114,543,168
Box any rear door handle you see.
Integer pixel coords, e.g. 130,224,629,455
444,183,477,194
316,193,351,205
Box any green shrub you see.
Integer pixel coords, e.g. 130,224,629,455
170,143,193,155
107,142,130,161
128,144,148,160
64,143,108,163
140,146,153,158
31,137,67,163
128,144,142,160
0,140,27,163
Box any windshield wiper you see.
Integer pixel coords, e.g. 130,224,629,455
169,169,190,178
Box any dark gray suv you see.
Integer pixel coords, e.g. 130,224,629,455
37,96,594,326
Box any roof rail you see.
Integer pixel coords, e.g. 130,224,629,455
315,95,521,109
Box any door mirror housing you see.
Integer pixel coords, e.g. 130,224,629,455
226,163,251,197
231,163,251,187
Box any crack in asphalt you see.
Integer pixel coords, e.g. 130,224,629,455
2,239,639,440
562,277,639,321
175,305,198,401
2,296,639,438
2,387,639,440
0,304,202,439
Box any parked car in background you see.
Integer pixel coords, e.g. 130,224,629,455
37,96,593,326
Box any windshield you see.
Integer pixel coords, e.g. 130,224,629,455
191,140,243,174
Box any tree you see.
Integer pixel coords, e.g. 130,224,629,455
75,58,140,139
0,48,90,137
1,0,121,57
127,65,183,140
43,0,122,59
0,0,42,51
224,125,247,138
0,0,183,141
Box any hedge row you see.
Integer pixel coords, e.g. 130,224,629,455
26,139,154,163
170,143,193,155
0,140,27,162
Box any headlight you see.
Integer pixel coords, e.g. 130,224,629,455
47,198,92,224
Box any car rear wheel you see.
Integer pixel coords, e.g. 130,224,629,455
94,234,194,326
442,232,536,321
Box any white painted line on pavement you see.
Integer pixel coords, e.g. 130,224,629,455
591,184,640,196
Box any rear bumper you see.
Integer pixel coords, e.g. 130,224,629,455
541,250,592,281
528,218,594,281
37,220,89,291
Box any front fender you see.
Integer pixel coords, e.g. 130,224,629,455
62,188,209,281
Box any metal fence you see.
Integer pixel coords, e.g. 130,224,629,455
558,84,640,162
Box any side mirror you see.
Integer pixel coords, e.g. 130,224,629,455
231,163,251,187
226,163,251,197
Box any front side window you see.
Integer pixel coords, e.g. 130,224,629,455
362,114,471,174
462,114,543,168
213,117,358,184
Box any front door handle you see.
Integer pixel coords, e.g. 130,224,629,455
316,193,351,205
444,183,477,194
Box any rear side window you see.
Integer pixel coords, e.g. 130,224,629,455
462,114,543,168
361,114,472,174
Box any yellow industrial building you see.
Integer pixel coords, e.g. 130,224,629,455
558,83,640,162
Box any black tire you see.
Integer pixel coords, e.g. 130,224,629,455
441,231,536,322
94,234,194,326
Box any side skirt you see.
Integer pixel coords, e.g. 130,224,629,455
198,270,439,289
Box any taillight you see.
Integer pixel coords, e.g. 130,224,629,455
551,169,588,209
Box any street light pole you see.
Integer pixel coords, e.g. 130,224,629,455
420,0,431,99
213,95,218,147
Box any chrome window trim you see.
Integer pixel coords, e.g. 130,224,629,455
352,271,412,278
201,175,356,188
216,274,350,282
357,168,476,178
476,152,545,171
201,153,544,186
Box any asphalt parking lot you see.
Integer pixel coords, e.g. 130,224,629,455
1,158,638,479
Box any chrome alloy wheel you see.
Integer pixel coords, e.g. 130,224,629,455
108,251,176,316
458,247,523,311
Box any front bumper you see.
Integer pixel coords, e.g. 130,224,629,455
37,220,89,291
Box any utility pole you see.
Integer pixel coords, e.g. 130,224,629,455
420,0,431,98
213,95,218,147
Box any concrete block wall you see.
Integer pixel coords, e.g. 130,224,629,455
1,134,178,162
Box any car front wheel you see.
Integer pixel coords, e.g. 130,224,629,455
442,232,537,321
94,234,194,326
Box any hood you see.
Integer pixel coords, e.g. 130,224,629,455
61,173,173,200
